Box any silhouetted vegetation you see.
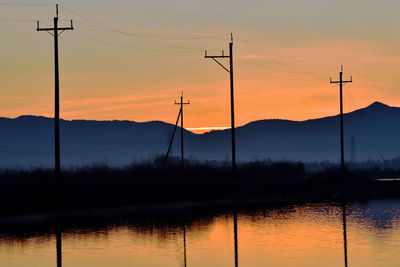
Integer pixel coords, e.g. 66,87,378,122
1,157,400,216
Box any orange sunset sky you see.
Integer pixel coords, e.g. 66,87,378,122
2,0,400,132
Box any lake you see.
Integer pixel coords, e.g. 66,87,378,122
1,199,400,267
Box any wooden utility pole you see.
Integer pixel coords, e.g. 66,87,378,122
175,92,190,169
164,109,181,167
233,211,239,267
56,227,62,267
342,203,348,267
205,34,236,174
37,4,74,180
330,65,352,177
183,224,187,267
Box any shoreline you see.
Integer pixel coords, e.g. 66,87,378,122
1,181,400,227
2,160,400,220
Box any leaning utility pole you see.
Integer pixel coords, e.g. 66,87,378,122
175,92,190,169
330,65,352,177
164,109,181,168
205,34,236,174
37,4,74,180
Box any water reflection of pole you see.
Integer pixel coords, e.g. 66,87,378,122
233,212,239,267
342,204,348,267
56,226,62,267
183,224,187,267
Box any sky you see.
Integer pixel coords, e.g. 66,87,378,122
2,0,400,132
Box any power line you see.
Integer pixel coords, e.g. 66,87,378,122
67,31,197,54
59,5,227,41
343,86,388,163
0,3,223,52
72,20,201,52
0,17,36,21
237,37,337,78
237,57,325,77
350,136,356,163
0,3,53,6
236,61,327,82
58,5,213,52
234,64,329,110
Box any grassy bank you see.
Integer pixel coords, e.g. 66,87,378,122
1,158,399,216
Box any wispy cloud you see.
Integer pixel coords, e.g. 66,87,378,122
0,96,30,100
240,54,268,60
187,126,230,131
62,94,170,109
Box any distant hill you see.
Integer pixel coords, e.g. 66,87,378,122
228,101,400,163
0,101,399,168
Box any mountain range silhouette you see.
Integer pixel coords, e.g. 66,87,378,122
0,101,399,168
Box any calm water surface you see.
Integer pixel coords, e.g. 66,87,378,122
1,200,400,267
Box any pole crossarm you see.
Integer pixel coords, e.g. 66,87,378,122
37,25,74,32
175,101,190,105
330,65,353,84
205,50,231,73
37,19,74,32
330,77,353,84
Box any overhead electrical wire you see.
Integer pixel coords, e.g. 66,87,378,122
233,68,330,112
343,85,387,163
59,5,227,41
0,3,224,53
0,4,363,121
58,4,223,52
0,3,53,6
236,37,338,78
236,61,327,82
72,20,202,52
66,31,199,54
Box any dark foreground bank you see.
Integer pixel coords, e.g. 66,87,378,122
1,159,400,216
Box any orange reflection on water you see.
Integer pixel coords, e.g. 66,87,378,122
1,201,400,267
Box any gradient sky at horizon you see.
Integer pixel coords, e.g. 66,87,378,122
2,0,400,131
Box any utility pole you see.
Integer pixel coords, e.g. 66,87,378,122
164,109,181,168
330,65,352,177
183,224,187,267
56,227,62,267
342,203,348,267
350,136,356,163
37,4,74,180
205,34,236,174
175,92,190,169
233,211,239,267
